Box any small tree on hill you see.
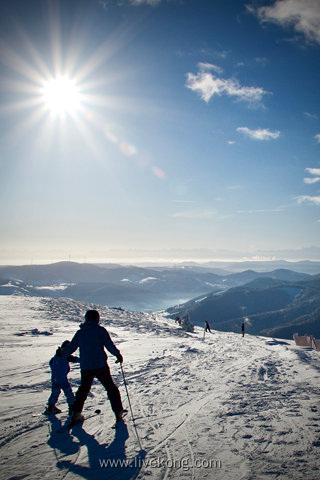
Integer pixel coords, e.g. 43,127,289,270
181,314,194,333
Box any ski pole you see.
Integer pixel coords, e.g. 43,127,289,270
120,363,143,451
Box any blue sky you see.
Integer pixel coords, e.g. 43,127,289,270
1,0,320,264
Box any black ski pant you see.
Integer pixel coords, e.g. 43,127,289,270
73,365,123,415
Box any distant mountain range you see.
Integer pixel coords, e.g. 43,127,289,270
168,274,320,340
0,261,227,311
166,259,320,275
0,261,318,314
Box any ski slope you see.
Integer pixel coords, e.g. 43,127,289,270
1,295,320,480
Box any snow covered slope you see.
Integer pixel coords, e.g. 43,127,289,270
1,296,320,480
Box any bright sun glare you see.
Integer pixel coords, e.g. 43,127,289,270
42,75,81,115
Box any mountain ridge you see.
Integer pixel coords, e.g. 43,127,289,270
0,261,313,312
168,274,320,339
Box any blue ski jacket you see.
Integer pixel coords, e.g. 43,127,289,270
62,320,120,370
50,353,79,384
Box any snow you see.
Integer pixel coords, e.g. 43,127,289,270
139,277,158,284
195,296,207,303
34,284,73,291
1,281,17,288
1,295,320,480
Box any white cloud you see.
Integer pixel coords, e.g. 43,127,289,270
130,0,161,4
304,112,318,119
198,62,223,74
297,195,320,206
305,167,320,176
237,126,281,140
250,0,320,45
255,57,268,65
315,133,320,143
304,177,320,184
185,69,268,104
304,167,320,184
237,208,284,214
214,49,230,59
171,209,216,219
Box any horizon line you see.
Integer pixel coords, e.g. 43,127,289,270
1,256,320,267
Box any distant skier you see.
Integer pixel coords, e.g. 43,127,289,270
61,309,127,426
175,316,181,325
205,321,211,333
242,322,245,337
44,340,80,415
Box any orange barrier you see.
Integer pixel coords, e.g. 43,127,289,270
293,333,320,351
293,334,313,347
311,337,320,351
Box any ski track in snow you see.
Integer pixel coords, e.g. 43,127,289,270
0,295,320,480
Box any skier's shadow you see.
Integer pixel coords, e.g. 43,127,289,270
48,416,145,480
47,415,80,456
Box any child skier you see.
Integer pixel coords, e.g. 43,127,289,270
44,340,80,415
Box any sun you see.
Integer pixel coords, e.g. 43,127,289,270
42,75,82,115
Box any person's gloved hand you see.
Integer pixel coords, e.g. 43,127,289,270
116,353,123,364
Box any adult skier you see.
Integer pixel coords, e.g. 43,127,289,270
61,309,127,426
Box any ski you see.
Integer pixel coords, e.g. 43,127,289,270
56,409,101,434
